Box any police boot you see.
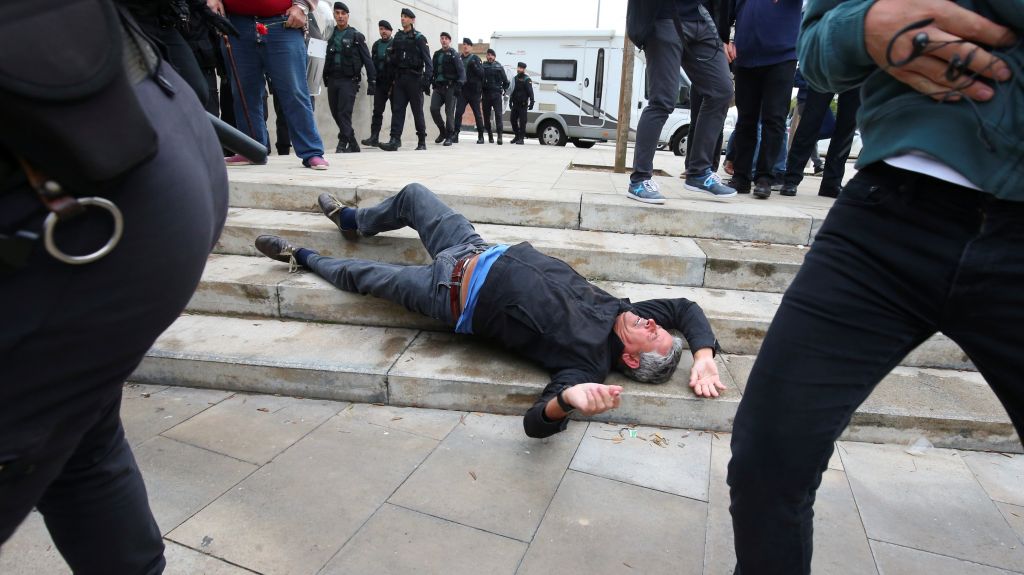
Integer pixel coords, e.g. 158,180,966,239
344,139,360,153
497,133,503,145
434,133,446,144
361,131,379,147
451,131,459,144
379,137,401,152
335,137,348,154
477,129,485,144
416,135,427,151
443,134,453,146
488,131,494,143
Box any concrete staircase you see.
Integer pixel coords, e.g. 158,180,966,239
131,148,1020,452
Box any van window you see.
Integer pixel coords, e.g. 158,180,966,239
542,59,577,81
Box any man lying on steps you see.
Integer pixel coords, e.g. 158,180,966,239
254,184,726,437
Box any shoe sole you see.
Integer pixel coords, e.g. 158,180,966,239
753,191,771,199
625,192,666,205
683,182,737,198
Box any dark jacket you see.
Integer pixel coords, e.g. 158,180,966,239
324,26,375,82
473,243,719,438
509,73,534,106
728,0,801,68
628,0,732,50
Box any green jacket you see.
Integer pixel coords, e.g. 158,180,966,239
800,0,1023,200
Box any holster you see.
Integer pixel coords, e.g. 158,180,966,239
0,0,158,196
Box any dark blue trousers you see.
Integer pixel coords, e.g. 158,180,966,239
0,67,228,573
728,163,1024,574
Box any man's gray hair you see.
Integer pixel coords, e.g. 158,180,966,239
619,336,685,384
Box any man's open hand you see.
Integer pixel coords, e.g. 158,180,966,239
562,383,622,416
689,350,725,398
864,0,1016,102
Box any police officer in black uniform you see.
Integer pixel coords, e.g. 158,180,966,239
480,48,510,145
360,20,394,148
379,8,432,152
0,2,229,571
323,2,375,153
454,38,486,144
509,61,535,145
429,32,466,147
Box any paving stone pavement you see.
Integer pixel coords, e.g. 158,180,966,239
2,384,1021,575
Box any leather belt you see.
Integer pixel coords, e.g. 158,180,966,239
449,254,473,325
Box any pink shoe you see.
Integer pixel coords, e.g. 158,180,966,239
305,156,329,170
225,154,253,166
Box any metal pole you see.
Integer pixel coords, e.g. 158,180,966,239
596,0,601,28
614,34,635,173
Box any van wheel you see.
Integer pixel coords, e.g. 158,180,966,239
571,139,595,149
538,121,567,146
670,126,688,156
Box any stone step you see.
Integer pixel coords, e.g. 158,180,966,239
216,207,708,287
134,315,1017,452
215,208,812,292
226,176,817,245
189,254,972,372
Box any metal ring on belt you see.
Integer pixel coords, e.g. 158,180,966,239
43,197,124,265
449,255,472,324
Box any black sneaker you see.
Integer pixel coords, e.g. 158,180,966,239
780,184,798,196
255,235,300,272
317,193,359,241
753,178,772,199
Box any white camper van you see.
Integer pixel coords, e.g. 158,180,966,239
489,30,692,152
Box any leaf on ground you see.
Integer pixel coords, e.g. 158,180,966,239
459,413,468,425
391,416,403,421
140,393,151,398
469,471,477,481
650,433,669,448
623,562,633,569
256,407,270,413
612,436,624,444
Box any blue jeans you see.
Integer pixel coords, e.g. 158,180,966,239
222,14,324,160
305,184,487,326
728,163,1024,573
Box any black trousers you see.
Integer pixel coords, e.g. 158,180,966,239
455,85,484,134
686,90,724,172
510,102,528,139
326,75,360,145
728,163,1024,574
731,60,797,188
369,79,392,135
389,72,426,139
429,81,459,137
481,89,504,136
137,21,209,108
0,68,228,573
784,88,861,195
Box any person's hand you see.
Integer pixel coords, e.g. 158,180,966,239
724,41,736,63
689,349,726,398
528,102,534,110
284,4,307,29
367,81,376,96
864,0,1016,102
207,0,224,16
562,383,623,416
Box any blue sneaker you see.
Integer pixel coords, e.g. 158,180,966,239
626,179,666,204
684,171,737,198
